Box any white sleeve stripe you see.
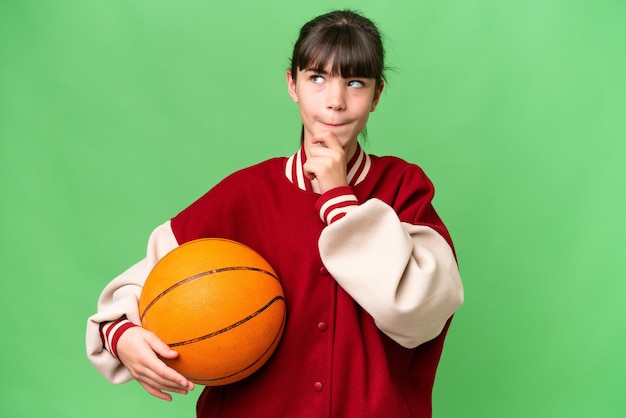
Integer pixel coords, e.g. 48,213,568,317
101,319,132,356
319,194,359,221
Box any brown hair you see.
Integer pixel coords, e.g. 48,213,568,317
290,10,386,86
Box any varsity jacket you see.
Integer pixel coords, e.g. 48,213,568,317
86,145,464,417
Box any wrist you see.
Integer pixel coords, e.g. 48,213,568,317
315,186,359,224
100,318,138,359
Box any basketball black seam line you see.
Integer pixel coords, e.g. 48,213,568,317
167,295,285,347
139,266,280,321
187,307,287,384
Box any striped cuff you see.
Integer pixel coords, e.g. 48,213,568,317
99,318,138,359
315,186,359,225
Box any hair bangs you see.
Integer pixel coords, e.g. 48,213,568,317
292,14,385,83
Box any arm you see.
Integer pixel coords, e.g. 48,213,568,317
303,132,463,348
317,196,464,349
85,220,179,383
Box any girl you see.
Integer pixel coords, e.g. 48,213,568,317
86,10,464,418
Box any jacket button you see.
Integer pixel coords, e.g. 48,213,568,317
317,321,328,332
313,381,323,392
320,266,329,276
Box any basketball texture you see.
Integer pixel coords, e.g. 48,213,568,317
138,238,286,386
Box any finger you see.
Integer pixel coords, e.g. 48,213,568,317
143,334,193,389
302,161,317,180
140,382,174,402
141,360,193,390
126,348,192,390
306,148,347,172
156,365,193,389
303,156,332,179
147,381,191,395
136,374,175,400
145,332,179,359
311,131,342,151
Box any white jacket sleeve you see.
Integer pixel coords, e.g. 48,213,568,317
85,220,179,383
318,199,464,349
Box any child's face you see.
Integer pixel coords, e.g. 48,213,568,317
287,64,384,158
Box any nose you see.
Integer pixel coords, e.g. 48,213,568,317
325,82,346,111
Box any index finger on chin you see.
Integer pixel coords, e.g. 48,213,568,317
312,131,341,150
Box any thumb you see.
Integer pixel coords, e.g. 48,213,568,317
145,332,179,359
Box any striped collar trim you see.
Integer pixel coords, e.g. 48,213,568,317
285,145,371,193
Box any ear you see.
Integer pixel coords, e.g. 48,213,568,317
286,70,299,103
370,80,385,112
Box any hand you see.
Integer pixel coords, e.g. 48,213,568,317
303,132,349,194
117,327,194,401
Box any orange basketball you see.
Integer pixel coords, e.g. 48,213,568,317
138,238,286,386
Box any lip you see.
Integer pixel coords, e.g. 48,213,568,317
321,122,348,128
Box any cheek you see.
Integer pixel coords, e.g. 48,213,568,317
298,99,317,118
355,101,374,120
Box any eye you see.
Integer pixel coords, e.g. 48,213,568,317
348,80,365,88
311,75,325,84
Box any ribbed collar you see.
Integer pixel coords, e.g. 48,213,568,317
285,144,371,193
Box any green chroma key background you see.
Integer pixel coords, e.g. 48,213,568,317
1,0,624,417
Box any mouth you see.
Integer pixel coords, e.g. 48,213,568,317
321,121,348,128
